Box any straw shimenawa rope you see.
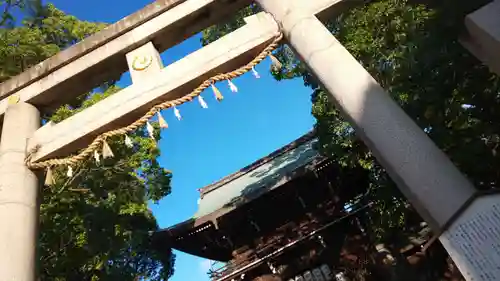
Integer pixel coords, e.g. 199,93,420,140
25,32,284,172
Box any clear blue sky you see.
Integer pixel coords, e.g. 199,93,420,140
44,1,316,280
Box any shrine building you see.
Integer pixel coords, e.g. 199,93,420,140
151,131,381,281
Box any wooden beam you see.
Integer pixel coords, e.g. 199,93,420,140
0,0,252,117
26,13,279,162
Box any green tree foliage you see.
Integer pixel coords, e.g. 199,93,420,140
41,89,174,281
0,3,106,82
0,0,34,27
201,0,500,241
312,0,499,239
201,4,260,46
0,3,175,280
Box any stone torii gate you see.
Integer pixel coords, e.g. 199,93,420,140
0,0,499,281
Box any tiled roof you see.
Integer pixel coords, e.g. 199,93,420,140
194,137,320,219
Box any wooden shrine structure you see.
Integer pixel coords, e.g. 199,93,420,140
152,133,464,281
0,0,499,280
152,132,372,281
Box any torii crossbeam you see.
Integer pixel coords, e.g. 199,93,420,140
0,0,499,281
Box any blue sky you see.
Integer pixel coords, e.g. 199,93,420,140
43,1,316,280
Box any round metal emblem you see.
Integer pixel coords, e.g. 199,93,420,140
132,55,153,71
7,95,20,105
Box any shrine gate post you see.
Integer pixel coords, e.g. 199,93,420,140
0,0,498,280
255,0,500,280
0,101,41,281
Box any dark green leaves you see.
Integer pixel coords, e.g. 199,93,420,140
200,0,500,243
0,3,175,280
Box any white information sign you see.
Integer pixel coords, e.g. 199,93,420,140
440,194,500,281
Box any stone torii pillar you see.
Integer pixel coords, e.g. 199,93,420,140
255,0,500,280
460,0,500,76
0,99,41,281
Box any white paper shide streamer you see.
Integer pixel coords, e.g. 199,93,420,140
67,166,73,178
174,107,182,120
94,150,100,164
252,67,260,79
198,96,208,109
228,79,238,93
38,38,285,187
146,121,155,140
125,135,134,148
157,112,169,129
